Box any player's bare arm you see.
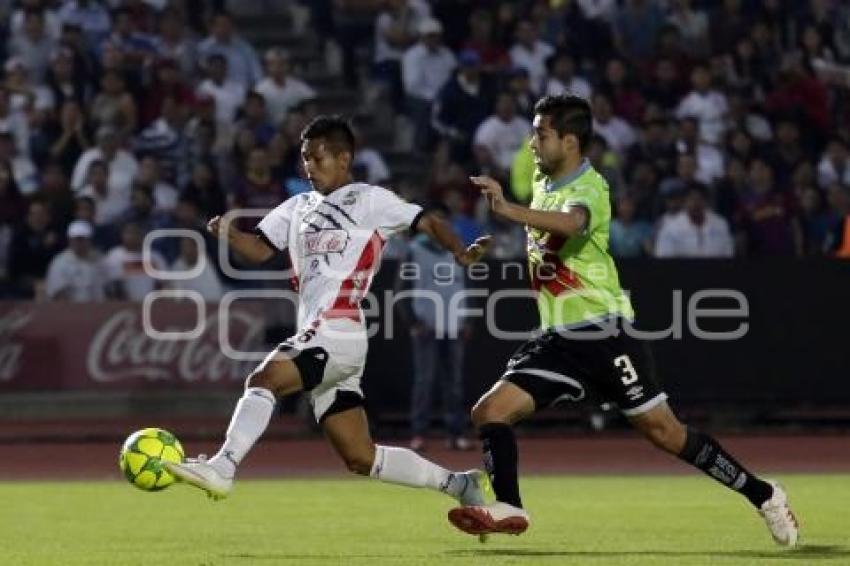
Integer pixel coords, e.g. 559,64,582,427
416,210,492,267
470,175,587,239
207,215,275,264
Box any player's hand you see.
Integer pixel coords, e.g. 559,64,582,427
470,176,510,216
455,235,492,266
207,216,235,239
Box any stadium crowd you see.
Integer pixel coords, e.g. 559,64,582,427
1,0,850,303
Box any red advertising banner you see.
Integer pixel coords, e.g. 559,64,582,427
0,301,266,391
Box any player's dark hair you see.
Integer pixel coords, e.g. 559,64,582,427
300,115,356,157
533,94,593,152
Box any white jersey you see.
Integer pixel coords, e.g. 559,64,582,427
256,183,423,328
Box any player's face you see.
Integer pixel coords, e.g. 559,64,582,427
301,138,351,194
530,115,569,176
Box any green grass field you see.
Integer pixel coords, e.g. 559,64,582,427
2,475,847,565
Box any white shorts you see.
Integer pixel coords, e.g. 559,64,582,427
276,317,368,422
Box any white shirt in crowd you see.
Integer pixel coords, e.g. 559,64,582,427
474,115,532,171
353,148,391,185
79,183,130,226
257,183,422,328
373,0,431,63
545,76,593,101
817,156,850,189
71,148,139,193
170,257,226,302
45,249,108,302
654,211,734,258
196,79,246,126
104,247,167,301
676,90,729,145
594,117,637,156
255,76,316,126
509,40,555,94
401,43,457,101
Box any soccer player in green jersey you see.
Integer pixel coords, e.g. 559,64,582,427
447,94,800,546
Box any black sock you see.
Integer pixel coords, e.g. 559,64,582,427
678,427,773,508
479,423,523,508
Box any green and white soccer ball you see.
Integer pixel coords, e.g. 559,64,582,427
119,428,185,491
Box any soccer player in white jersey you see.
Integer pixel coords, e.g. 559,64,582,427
165,116,492,514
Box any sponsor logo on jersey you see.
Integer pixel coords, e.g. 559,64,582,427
304,230,349,255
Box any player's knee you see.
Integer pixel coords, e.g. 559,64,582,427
471,398,506,428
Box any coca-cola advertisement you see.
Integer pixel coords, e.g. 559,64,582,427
0,301,266,391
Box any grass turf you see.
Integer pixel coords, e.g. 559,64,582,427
1,474,847,565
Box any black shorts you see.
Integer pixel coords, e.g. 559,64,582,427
502,319,667,416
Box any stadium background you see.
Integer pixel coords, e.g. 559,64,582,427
0,1,849,564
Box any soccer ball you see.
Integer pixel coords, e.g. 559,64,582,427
119,428,185,491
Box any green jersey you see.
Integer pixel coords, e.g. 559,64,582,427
526,159,634,329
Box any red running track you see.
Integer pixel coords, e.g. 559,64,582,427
1,434,848,481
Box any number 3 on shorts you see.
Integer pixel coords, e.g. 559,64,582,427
613,354,639,386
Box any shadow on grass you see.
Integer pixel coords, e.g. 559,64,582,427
444,544,849,561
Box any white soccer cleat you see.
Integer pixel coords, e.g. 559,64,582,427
455,469,492,507
448,501,530,536
759,480,799,547
163,455,233,501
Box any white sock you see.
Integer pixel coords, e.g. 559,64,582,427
208,387,276,479
369,445,464,498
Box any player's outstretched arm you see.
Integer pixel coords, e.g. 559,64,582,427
416,211,491,267
471,176,588,239
207,216,275,264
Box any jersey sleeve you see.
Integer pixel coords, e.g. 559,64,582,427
561,184,604,235
370,186,424,239
255,197,298,251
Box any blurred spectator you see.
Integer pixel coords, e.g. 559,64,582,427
89,69,137,139
765,54,830,144
43,99,90,175
402,17,457,150
736,158,803,257
181,162,226,220
72,125,139,193
724,89,772,143
614,0,666,62
255,47,316,127
153,8,198,79
400,229,472,452
198,10,262,89
58,0,112,47
600,57,644,124
233,146,285,211
674,117,724,185
714,156,749,224
77,159,128,226
134,155,178,213
236,91,275,147
45,220,106,302
592,91,636,158
352,142,390,186
505,66,535,118
610,192,653,258
431,49,492,164
140,58,195,127
798,185,835,256
104,221,165,301
508,19,554,95
644,57,685,112
626,118,676,181
0,132,37,195
544,51,591,100
135,95,189,187
442,187,481,246
675,63,728,145
765,118,809,193
372,0,429,111
0,86,30,157
197,53,245,129
10,0,62,42
170,235,225,301
473,91,530,182
667,0,709,57
826,184,850,258
7,8,57,83
9,199,64,297
655,184,733,258
817,137,850,190
460,8,509,73
45,47,88,109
